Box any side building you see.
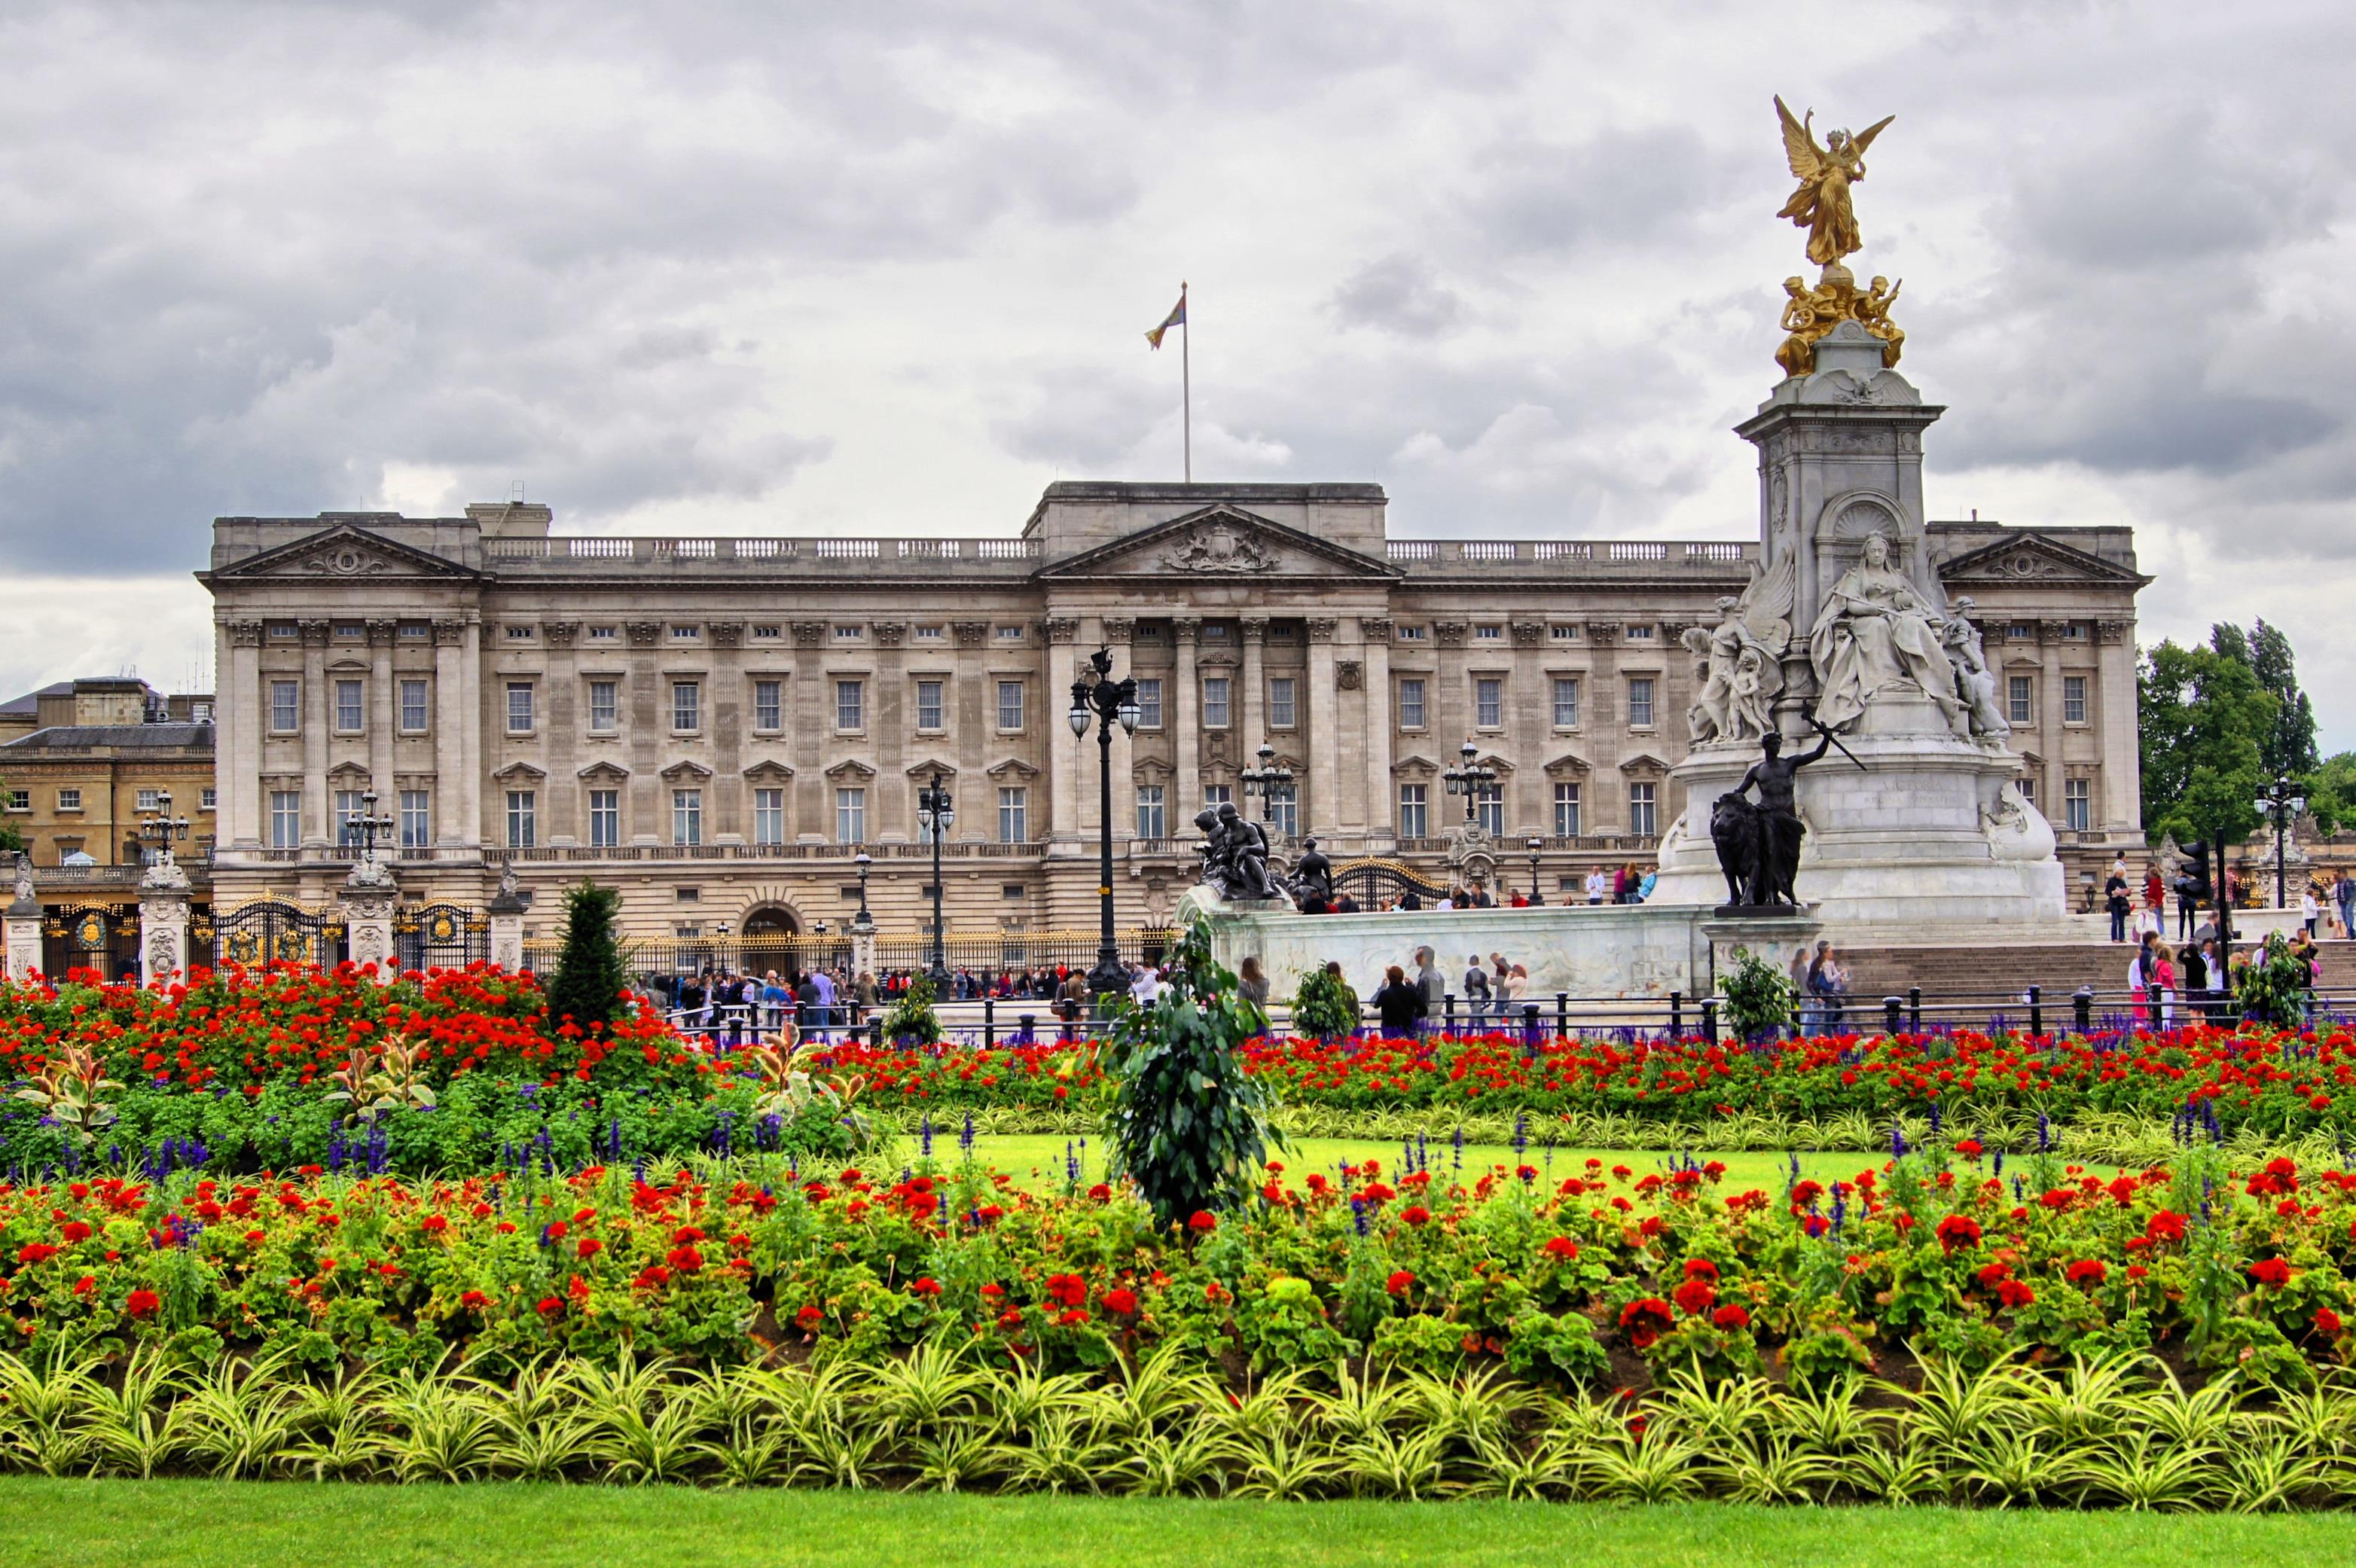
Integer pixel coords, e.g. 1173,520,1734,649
198,483,2147,958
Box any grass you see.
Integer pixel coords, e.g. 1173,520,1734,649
3,1481,2354,1568
951,1136,2087,1195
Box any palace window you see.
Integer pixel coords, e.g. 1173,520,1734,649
671,624,700,641
1398,678,1426,730
1204,783,1234,811
1268,677,1296,728
752,789,785,846
1202,677,1231,729
751,624,782,640
399,679,429,732
2065,777,2092,832
1552,677,1580,728
505,625,534,642
2009,676,2034,726
673,681,701,733
334,789,367,846
1134,677,1163,729
505,791,536,849
672,789,703,847
399,790,431,849
916,680,944,731
833,624,862,642
1550,624,1580,641
1136,786,1166,840
1628,782,1658,837
1397,625,1427,642
835,679,864,731
588,789,619,849
999,786,1028,843
1476,678,1503,728
1554,782,1582,837
4,789,27,812
506,682,534,734
835,787,866,844
1475,624,1502,641
587,680,618,732
269,790,300,848
1398,783,1428,839
199,787,216,810
587,625,618,641
1628,677,1655,728
1474,783,1503,837
335,679,365,733
754,679,783,731
398,622,430,640
997,680,1025,731
270,680,300,733
136,788,160,813
996,624,1023,641
56,787,82,812
2063,675,2087,725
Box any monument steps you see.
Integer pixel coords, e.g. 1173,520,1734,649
1831,940,2356,1007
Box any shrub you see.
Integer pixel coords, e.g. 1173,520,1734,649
878,974,941,1043
1289,966,1360,1040
545,880,633,1038
1717,944,1794,1042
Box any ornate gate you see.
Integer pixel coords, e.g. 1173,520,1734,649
214,901,346,969
41,903,140,982
395,904,489,972
1332,857,1450,910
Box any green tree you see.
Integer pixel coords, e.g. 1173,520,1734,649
2140,639,2273,856
2216,620,2319,779
1101,912,1285,1225
2305,752,2356,834
0,773,22,855
545,880,633,1036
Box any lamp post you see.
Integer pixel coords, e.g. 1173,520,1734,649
1240,743,1295,836
140,789,191,869
1069,645,1140,999
850,850,874,935
1526,835,1543,904
711,920,730,977
341,789,395,874
1442,739,1497,826
2255,774,2307,909
915,770,954,987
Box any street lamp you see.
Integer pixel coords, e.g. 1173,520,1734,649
1241,743,1295,835
2255,774,2308,909
1069,645,1140,998
341,789,396,871
915,770,954,986
711,920,731,976
1443,739,1497,826
1525,835,1543,904
140,789,191,869
850,850,874,936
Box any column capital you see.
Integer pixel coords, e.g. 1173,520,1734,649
1305,617,1338,643
709,621,746,648
1101,617,1136,644
1240,617,1269,643
1042,616,1080,645
227,619,265,648
432,618,469,646
1356,615,1392,641
1433,621,1469,648
366,618,402,647
298,619,332,647
542,621,581,647
1172,615,1201,643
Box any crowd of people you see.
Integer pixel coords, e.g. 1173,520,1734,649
2105,853,2356,944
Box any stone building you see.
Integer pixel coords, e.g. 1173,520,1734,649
197,482,2146,949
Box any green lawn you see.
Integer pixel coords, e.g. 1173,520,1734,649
952,1136,2008,1195
2,1481,2352,1568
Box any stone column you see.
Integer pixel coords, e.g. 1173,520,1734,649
1172,616,1200,813
227,620,264,848
1360,618,1393,846
368,620,397,805
1584,623,1620,829
2097,620,2138,835
5,866,43,980
871,621,907,839
790,621,827,840
458,618,483,852
338,859,400,984
1241,618,1268,758
138,860,193,987
1512,619,1548,834
432,620,468,847
1305,618,1338,840
2039,622,2067,825
1045,618,1081,843
300,619,330,846
544,621,582,841
1103,618,1137,843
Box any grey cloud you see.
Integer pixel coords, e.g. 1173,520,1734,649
1330,254,1467,339
1458,125,1743,255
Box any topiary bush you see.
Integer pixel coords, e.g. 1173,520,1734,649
546,880,633,1037
1717,944,1795,1042
1289,966,1360,1041
879,973,941,1044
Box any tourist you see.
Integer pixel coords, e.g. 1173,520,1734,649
793,971,822,1037
1237,955,1269,1006
1372,964,1425,1038
2153,943,2176,1030
851,969,877,1026
1805,941,1847,1029
2337,871,2354,941
1503,960,1529,1032
2144,863,2165,922
1585,867,1608,905
1637,866,1658,902
2104,863,2131,944
2301,883,2321,939
1462,953,1491,1027
1130,964,1161,1008
1413,945,1445,1032
1788,945,1814,1035
2128,931,2159,1025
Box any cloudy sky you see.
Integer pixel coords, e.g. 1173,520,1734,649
3,1,2353,744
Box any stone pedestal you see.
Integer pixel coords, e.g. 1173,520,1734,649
1698,908,1822,993
487,882,529,973
3,895,41,983
339,859,401,983
138,859,193,988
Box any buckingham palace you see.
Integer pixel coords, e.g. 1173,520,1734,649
197,480,2148,948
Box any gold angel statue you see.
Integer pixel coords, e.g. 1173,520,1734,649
1775,96,1894,269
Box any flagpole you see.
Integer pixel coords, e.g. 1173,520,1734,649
1180,281,1191,484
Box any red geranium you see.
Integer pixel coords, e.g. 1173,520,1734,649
1386,1270,1415,1296
1711,1304,1750,1330
2251,1257,2293,1288
127,1288,161,1319
1935,1215,1982,1252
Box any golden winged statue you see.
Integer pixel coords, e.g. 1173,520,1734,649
1774,96,1894,270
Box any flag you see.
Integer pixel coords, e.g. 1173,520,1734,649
1144,287,1186,349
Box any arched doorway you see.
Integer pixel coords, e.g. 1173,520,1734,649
740,906,798,938
737,904,801,982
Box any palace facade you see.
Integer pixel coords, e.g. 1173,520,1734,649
199,481,2148,947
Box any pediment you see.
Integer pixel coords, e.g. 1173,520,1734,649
1393,753,1438,779
1543,751,1592,777
1619,752,1670,776
578,761,630,783
742,760,793,783
824,758,876,781
492,761,547,783
904,757,957,779
659,760,713,782
1035,504,1402,583
200,521,481,584
1936,532,2147,586
986,757,1041,780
